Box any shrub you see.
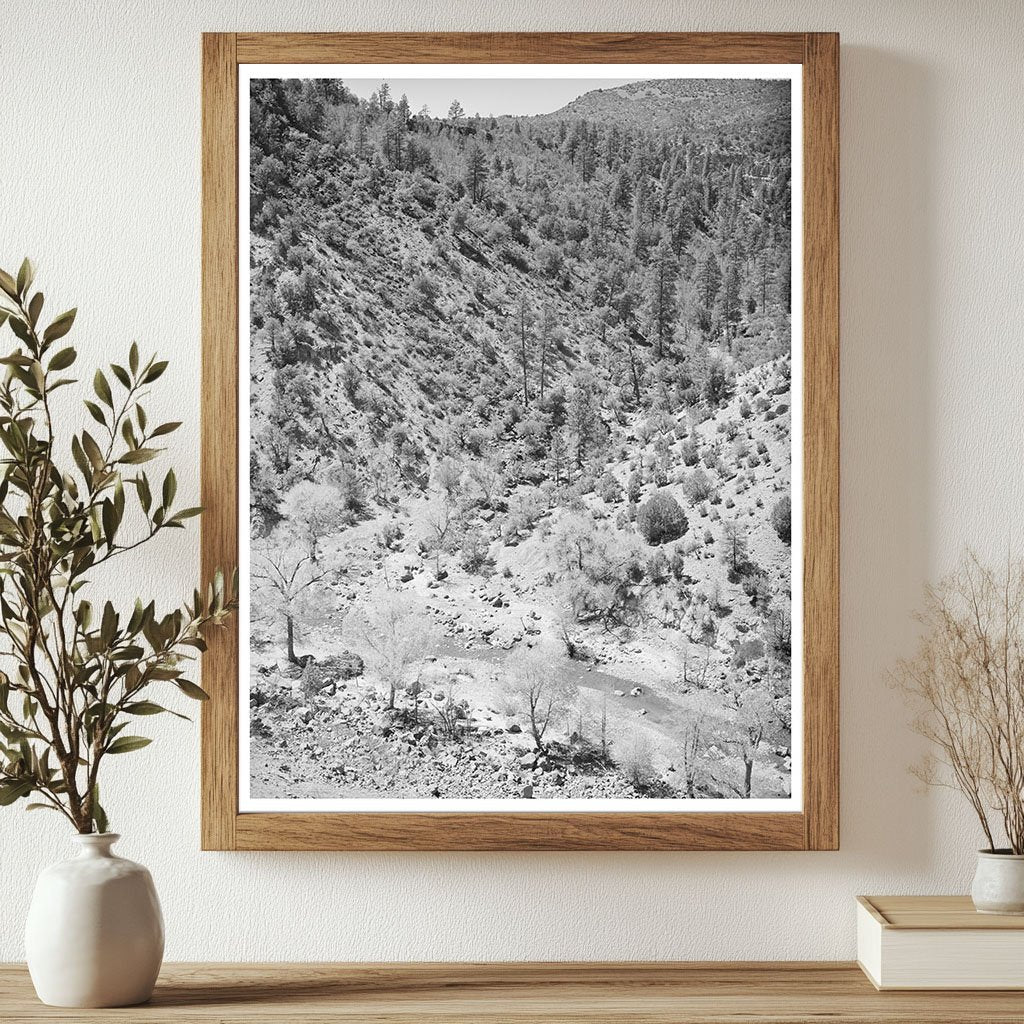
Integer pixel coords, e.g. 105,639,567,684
684,468,715,504
597,471,623,504
637,490,688,546
771,496,792,544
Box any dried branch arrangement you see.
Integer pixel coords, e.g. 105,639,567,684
896,552,1024,853
0,259,234,833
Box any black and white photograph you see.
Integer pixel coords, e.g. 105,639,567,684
241,65,802,810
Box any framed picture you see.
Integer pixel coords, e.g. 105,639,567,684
201,32,838,851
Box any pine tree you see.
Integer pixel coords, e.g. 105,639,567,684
699,252,723,315
464,142,487,204
612,167,633,211
722,260,742,339
537,302,560,403
512,293,533,407
645,237,679,360
447,99,465,123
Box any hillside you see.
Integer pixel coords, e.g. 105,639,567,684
247,75,794,802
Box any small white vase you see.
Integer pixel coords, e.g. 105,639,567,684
25,833,164,1007
971,850,1024,914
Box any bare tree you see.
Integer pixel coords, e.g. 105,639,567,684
349,591,435,710
424,494,458,576
724,672,783,798
505,649,576,753
252,541,330,664
680,715,707,797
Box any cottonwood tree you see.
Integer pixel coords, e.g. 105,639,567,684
505,649,577,753
423,494,460,576
278,480,343,561
252,540,331,665
679,715,707,798
725,672,785,798
549,513,647,628
349,591,435,710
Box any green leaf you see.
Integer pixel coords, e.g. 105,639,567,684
143,360,168,383
100,602,117,647
81,431,105,471
175,679,210,701
83,400,106,427
27,291,43,328
0,779,33,805
16,257,34,298
93,369,113,408
0,268,18,300
8,316,31,344
48,346,77,371
91,785,108,834
101,498,117,547
169,506,203,523
26,803,61,813
118,448,158,465
129,342,139,375
106,735,152,755
162,468,176,508
43,308,77,343
136,473,152,513
150,421,181,438
121,418,137,449
125,700,189,721
110,363,131,388
124,701,166,715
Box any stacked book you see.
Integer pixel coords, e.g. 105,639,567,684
858,895,1024,989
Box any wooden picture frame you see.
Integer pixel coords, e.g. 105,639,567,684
201,32,838,851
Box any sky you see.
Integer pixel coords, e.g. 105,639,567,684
339,78,642,118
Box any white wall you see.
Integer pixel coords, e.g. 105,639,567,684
1,0,1022,962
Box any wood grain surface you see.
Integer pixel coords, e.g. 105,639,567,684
201,31,840,851
4,962,1024,1023
862,895,1024,930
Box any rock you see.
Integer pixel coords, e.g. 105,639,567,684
518,752,538,769
630,686,644,697
506,723,522,734
612,689,625,697
399,571,414,583
521,785,534,799
636,708,648,716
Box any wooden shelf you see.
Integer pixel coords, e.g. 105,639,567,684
3,962,1024,1022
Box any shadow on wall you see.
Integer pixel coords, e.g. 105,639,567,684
838,46,935,871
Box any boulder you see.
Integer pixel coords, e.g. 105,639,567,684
629,686,644,697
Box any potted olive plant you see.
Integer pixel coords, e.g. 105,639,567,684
897,552,1024,914
0,260,234,1006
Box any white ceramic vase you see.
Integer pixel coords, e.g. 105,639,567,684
971,850,1024,914
25,833,164,1007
